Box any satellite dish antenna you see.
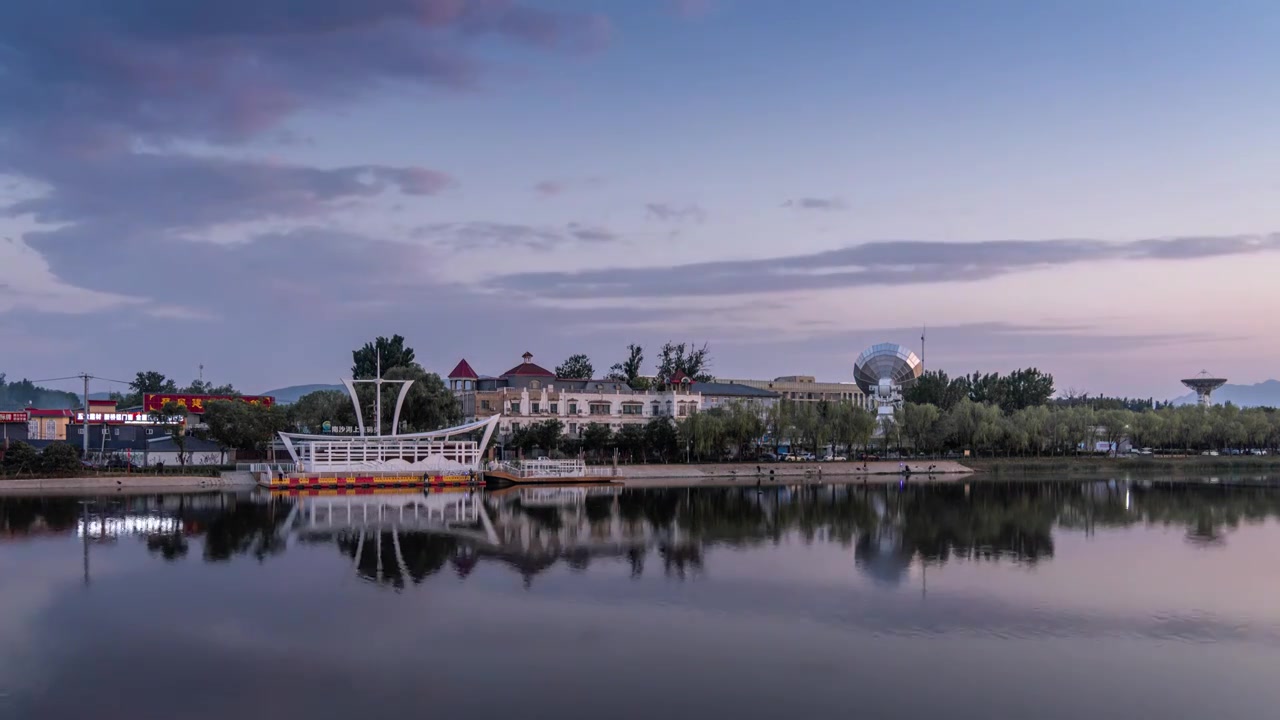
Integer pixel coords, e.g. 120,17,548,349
1180,370,1227,407
854,343,923,419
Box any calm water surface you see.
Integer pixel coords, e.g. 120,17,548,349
3,479,1280,719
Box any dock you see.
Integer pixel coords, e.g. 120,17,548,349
484,458,616,485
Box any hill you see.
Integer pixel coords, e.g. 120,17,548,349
1170,379,1280,408
258,384,344,404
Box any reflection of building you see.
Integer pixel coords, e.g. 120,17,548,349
449,353,701,440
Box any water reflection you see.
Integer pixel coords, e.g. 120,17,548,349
5,480,1280,589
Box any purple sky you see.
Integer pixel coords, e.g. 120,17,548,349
2,1,1278,400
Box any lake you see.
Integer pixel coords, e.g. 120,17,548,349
3,478,1280,719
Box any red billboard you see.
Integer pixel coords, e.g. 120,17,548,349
143,394,274,413
0,411,29,423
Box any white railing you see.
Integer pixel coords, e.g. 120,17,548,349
240,462,298,474
498,458,587,478
292,437,482,472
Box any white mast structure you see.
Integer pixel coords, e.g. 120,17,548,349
339,348,416,436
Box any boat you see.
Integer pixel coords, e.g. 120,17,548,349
484,457,616,485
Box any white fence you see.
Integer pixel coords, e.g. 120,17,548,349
498,458,587,478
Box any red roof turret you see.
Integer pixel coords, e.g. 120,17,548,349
448,359,479,380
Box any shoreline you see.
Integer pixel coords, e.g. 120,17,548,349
0,472,256,494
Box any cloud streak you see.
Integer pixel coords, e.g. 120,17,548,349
646,202,706,223
412,221,620,251
493,234,1280,299
784,197,846,211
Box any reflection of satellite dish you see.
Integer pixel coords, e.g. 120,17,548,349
854,343,923,417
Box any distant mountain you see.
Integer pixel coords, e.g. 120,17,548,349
258,384,344,404
1170,379,1280,408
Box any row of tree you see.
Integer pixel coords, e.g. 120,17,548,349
904,368,1057,412
890,401,1280,456
550,342,715,389
0,373,81,410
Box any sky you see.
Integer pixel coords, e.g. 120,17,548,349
2,0,1279,401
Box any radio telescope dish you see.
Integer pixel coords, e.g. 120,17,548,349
1180,370,1227,407
854,343,923,418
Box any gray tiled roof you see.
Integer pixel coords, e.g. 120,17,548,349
692,382,780,398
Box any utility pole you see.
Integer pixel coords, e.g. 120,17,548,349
82,372,90,459
375,348,382,437
920,324,926,372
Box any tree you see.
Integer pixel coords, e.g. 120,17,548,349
381,364,461,432
204,400,289,453
113,371,179,408
581,422,613,459
655,342,713,383
615,425,647,462
149,400,190,466
529,419,565,453
1000,368,1055,411
644,417,678,462
898,403,941,454
352,334,415,378
289,390,357,433
829,402,877,456
904,370,952,408
608,344,647,388
555,354,594,380
0,376,82,411
1,441,39,475
41,443,82,474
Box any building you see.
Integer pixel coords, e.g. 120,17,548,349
690,380,780,413
448,352,702,441
715,375,870,409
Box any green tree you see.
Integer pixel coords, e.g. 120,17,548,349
644,417,678,462
351,334,415,378
41,443,82,474
581,422,613,460
655,342,713,383
897,403,941,454
554,354,594,380
615,424,647,462
608,344,648,389
113,371,179,408
289,390,357,433
149,400,190,466
1,440,39,475
1000,368,1056,411
530,419,565,453
829,402,877,456
204,400,289,453
381,364,461,432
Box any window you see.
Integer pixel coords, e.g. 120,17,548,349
531,402,541,414
569,423,579,436
651,402,660,416
480,399,492,411
511,422,520,431
678,403,693,417
509,401,520,414
589,402,611,416
146,429,154,436
550,403,559,414
568,402,579,415
530,380,541,390
621,403,643,415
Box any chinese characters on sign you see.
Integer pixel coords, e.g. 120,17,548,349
0,411,29,423
143,394,275,413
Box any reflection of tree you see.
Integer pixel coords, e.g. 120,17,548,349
145,531,189,560
202,499,290,562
